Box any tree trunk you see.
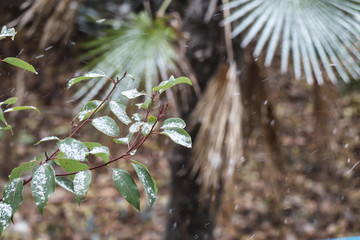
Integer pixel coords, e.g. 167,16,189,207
165,1,223,239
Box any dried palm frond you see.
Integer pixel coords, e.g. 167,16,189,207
9,0,82,48
222,0,360,84
74,11,184,108
191,62,242,195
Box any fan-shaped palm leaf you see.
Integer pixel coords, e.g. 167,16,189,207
74,11,179,107
222,0,360,84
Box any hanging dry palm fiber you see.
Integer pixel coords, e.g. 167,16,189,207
9,0,83,48
191,0,242,199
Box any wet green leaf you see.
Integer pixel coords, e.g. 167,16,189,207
0,203,12,236
4,106,40,114
142,115,157,135
54,159,89,180
67,69,107,89
113,169,140,210
109,100,131,125
121,89,147,99
2,57,37,74
89,146,109,163
161,127,192,148
9,160,38,180
34,136,60,146
0,97,17,106
55,177,74,193
57,138,89,162
2,178,23,218
31,164,56,214
131,160,157,208
160,118,186,129
153,76,192,93
113,133,132,145
73,170,92,205
76,100,102,121
92,116,120,137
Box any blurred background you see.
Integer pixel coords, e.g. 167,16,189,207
1,0,360,239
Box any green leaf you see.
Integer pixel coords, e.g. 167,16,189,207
34,136,60,146
142,115,157,135
135,97,152,110
2,57,37,74
0,26,16,40
113,169,140,211
160,118,186,129
131,160,157,208
161,127,192,148
0,203,12,236
2,178,23,219
0,97,17,106
76,100,102,121
92,116,119,137
89,146,109,163
129,121,144,133
9,160,38,180
31,164,56,214
113,133,132,145
73,170,92,205
57,138,89,162
67,69,107,89
109,100,132,125
55,177,74,193
121,88,147,99
0,125,13,134
4,106,40,114
54,159,89,180
153,76,192,94
0,109,6,125
83,142,102,149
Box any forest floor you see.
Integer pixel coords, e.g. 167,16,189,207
2,73,360,240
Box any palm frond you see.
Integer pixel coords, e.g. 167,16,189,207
74,12,179,107
222,0,360,84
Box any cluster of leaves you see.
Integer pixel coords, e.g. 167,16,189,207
0,69,192,236
0,26,39,133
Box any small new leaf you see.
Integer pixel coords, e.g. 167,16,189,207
67,69,107,89
31,164,56,214
114,133,132,145
92,116,120,137
76,100,102,121
2,57,37,74
131,160,157,208
73,170,92,205
113,169,140,210
142,115,157,136
0,26,16,40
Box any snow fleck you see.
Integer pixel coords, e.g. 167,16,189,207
345,143,349,148
44,46,53,51
96,19,106,23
